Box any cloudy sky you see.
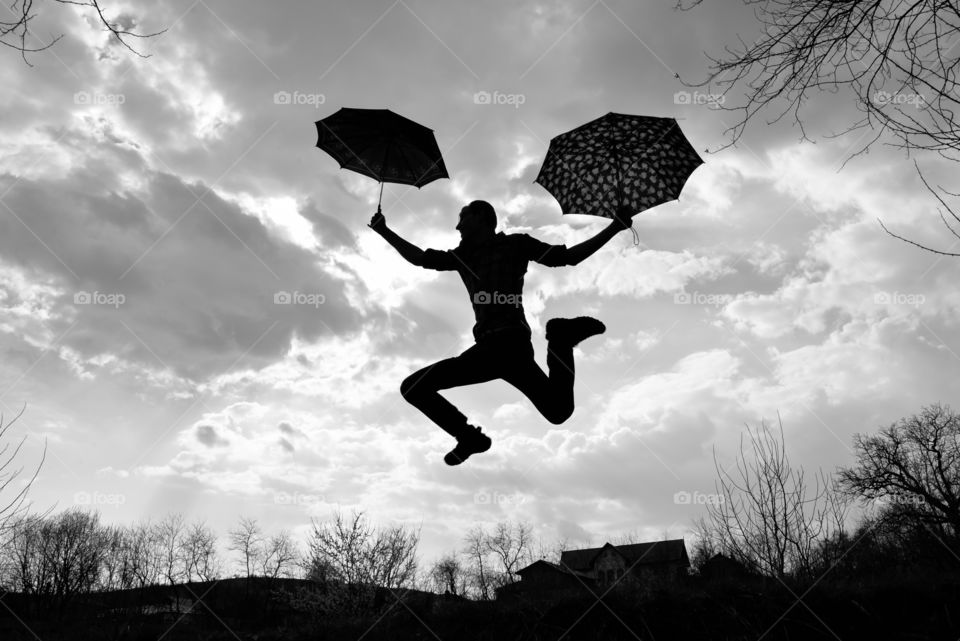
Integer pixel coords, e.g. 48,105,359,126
1,0,959,571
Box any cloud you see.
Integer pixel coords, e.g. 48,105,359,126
4,0,960,569
196,424,229,447
0,122,371,382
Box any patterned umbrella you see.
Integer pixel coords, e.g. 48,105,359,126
315,107,449,211
534,112,703,239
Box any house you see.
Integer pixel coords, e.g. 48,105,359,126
497,539,689,601
699,553,753,581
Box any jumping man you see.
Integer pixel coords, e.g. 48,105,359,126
369,200,635,465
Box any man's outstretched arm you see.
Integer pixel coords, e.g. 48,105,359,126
563,206,635,266
369,210,427,266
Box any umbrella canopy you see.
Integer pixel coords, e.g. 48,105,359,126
315,107,449,210
534,112,703,224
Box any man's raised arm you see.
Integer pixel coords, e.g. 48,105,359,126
369,210,427,267
562,205,635,266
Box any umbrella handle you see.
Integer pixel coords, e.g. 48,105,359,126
378,181,384,213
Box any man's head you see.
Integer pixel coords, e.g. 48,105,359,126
456,200,497,240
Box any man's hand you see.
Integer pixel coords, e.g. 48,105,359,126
368,210,427,266
368,209,387,234
613,204,636,230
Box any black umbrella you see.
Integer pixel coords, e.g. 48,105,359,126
534,112,703,242
315,107,449,212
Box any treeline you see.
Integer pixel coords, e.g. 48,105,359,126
0,505,552,609
0,402,956,639
0,512,288,603
691,402,960,588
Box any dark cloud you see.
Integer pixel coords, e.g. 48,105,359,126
0,125,372,381
278,421,302,437
196,424,228,447
299,200,356,249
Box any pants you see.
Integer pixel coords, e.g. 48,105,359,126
400,328,576,438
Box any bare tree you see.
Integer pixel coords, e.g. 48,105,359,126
702,415,849,578
0,404,46,544
679,1,960,255
529,533,570,565
95,523,128,591
428,552,467,596
182,521,221,582
679,0,960,156
370,521,420,589
303,509,419,589
484,521,534,589
462,525,492,600
838,402,960,543
875,161,960,256
4,512,52,595
48,509,105,601
229,516,264,579
126,519,163,588
155,513,187,586
260,530,299,579
298,510,419,617
2,0,166,64
612,528,651,546
4,509,106,610
689,517,718,575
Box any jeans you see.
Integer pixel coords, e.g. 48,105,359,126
400,327,576,439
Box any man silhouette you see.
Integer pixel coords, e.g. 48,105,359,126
369,200,635,465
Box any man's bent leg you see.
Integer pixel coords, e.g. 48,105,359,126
508,317,605,424
499,337,575,425
400,343,499,438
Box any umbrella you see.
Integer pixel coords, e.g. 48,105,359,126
534,112,703,243
315,107,449,212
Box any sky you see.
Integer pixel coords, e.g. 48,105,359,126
1,0,959,574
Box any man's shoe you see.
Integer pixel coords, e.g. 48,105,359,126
545,317,606,347
444,426,492,466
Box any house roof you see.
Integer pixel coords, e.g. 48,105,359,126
559,539,689,572
514,558,592,578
